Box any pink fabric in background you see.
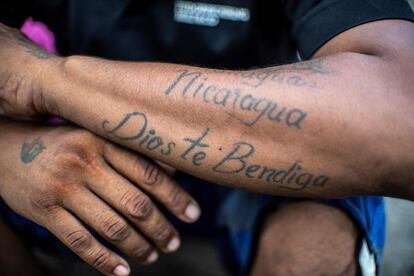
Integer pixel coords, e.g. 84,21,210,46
21,17,57,54
20,17,65,125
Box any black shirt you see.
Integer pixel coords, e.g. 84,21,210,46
2,0,414,68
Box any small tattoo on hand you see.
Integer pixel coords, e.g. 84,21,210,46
21,138,46,164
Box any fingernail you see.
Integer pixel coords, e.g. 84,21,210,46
185,203,201,221
167,237,180,252
113,264,130,276
146,251,158,263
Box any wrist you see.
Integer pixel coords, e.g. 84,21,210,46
38,55,91,119
0,23,60,119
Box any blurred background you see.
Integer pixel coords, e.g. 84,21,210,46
376,1,414,274
381,198,414,276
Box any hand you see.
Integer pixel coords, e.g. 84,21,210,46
0,23,54,120
0,121,201,276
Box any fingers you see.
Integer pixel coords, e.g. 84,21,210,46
41,208,130,276
61,187,159,264
87,166,181,254
103,143,201,223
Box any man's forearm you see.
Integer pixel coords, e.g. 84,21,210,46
1,22,414,199
37,53,414,199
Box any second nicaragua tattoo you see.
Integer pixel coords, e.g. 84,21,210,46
165,70,307,129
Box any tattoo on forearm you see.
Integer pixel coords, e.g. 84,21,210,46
165,69,307,129
102,112,330,191
162,60,334,130
21,138,46,164
102,112,176,155
181,128,210,166
102,61,334,191
13,31,54,59
212,59,335,89
212,141,328,190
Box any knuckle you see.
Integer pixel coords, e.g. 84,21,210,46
122,193,154,220
49,176,84,201
152,224,173,244
103,218,130,242
65,230,93,254
167,187,188,210
91,249,112,271
131,155,147,173
30,194,58,214
55,144,92,168
142,161,163,186
132,244,153,261
52,136,101,175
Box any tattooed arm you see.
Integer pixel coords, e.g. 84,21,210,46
1,20,414,199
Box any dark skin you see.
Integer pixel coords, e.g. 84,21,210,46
0,19,414,275
0,120,201,276
251,201,359,276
